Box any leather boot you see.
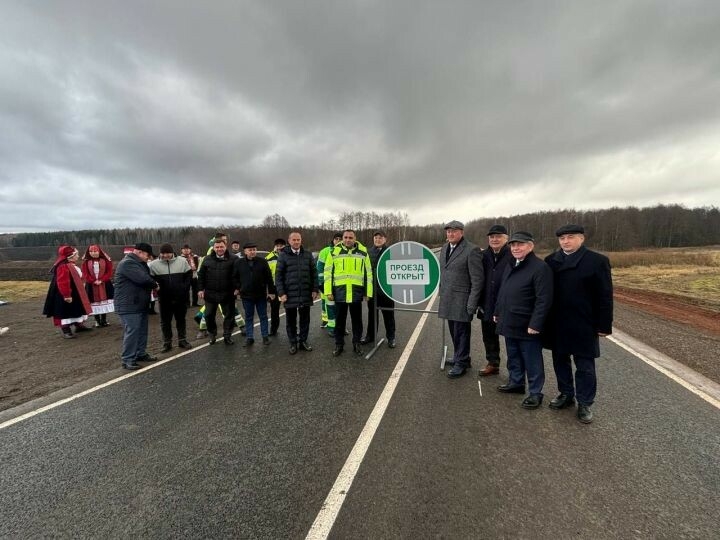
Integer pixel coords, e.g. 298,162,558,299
60,325,75,339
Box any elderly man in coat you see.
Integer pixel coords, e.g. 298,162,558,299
438,220,484,378
544,224,613,424
494,232,553,409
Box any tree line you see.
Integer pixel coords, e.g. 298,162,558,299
3,205,719,252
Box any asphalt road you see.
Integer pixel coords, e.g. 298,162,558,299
1,300,718,539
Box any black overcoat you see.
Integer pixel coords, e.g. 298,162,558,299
234,256,276,300
494,251,553,340
275,246,318,309
197,251,236,303
543,246,613,357
478,243,513,322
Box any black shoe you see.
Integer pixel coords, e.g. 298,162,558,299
268,330,277,337
178,340,192,349
521,395,542,409
577,405,593,424
74,324,92,332
333,346,344,357
100,320,110,327
263,336,270,345
61,327,76,339
161,343,172,353
243,338,255,347
123,362,141,370
289,344,298,355
387,339,396,348
353,342,363,355
224,336,234,345
447,364,467,378
209,334,217,345
549,393,575,410
298,341,313,352
136,354,158,362
360,336,372,345
497,384,525,394
320,321,328,328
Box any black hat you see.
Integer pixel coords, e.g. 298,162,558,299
182,244,191,249
134,242,156,257
159,243,174,254
373,230,386,237
242,242,258,250
274,238,286,246
508,231,534,244
487,224,508,236
555,224,585,236
444,220,464,230
333,232,343,240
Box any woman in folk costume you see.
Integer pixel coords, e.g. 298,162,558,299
81,244,115,327
42,245,93,338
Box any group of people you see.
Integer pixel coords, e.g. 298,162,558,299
438,220,613,424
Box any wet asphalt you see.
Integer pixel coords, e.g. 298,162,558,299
1,301,718,539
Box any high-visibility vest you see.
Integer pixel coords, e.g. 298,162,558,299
266,251,279,281
323,242,372,303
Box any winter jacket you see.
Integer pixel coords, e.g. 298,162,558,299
113,254,158,314
494,251,553,340
275,245,318,309
543,246,613,357
478,244,513,322
197,250,236,303
149,255,192,302
323,242,372,303
234,256,276,300
438,237,484,322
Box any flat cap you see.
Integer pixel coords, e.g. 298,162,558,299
508,231,534,244
134,242,156,257
373,230,386,237
487,224,508,236
555,224,585,236
444,220,464,230
242,241,258,250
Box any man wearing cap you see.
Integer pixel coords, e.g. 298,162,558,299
477,225,513,377
265,238,286,336
149,243,193,353
494,232,553,408
544,224,613,424
114,243,160,369
438,220,484,378
362,230,396,348
198,238,237,345
234,242,276,346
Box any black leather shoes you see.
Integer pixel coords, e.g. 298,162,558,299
333,346,344,357
136,354,157,362
497,384,525,394
577,405,593,424
289,344,298,355
161,343,172,353
122,362,140,370
447,365,467,378
521,395,542,409
262,336,270,345
549,393,576,410
224,336,234,345
353,343,363,355
178,340,192,349
298,341,313,351
387,339,396,349
243,338,254,347
209,334,217,345
360,337,372,345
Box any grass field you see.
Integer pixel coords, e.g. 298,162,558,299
0,281,48,302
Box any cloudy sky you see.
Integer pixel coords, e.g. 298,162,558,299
2,1,719,233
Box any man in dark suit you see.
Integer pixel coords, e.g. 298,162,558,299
544,224,613,424
438,220,484,379
494,232,553,409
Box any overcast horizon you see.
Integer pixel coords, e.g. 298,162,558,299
2,1,720,234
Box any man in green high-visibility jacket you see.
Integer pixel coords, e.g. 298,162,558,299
265,238,286,336
324,229,372,357
317,232,343,335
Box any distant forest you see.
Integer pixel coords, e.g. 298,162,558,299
2,205,719,253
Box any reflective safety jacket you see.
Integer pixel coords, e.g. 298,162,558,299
316,244,333,289
324,242,373,303
266,250,279,281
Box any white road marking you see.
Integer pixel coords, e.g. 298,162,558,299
608,329,720,409
478,380,483,397
305,293,438,540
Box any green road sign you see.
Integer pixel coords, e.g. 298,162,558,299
376,241,440,305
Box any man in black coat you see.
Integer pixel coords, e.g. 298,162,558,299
361,231,396,348
275,231,319,354
234,242,276,347
544,224,613,424
477,224,513,377
494,232,553,409
198,239,237,345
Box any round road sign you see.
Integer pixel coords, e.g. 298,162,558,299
376,241,440,305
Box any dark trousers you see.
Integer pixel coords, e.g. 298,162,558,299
204,298,236,337
366,294,395,341
335,302,363,346
285,305,311,343
118,311,149,364
189,278,199,307
481,319,501,365
242,297,268,339
505,337,545,397
159,296,188,344
268,296,281,335
552,352,597,406
447,320,472,367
